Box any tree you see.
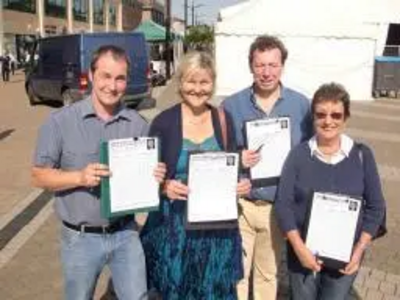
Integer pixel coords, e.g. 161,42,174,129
184,25,214,51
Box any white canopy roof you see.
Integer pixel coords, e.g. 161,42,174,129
216,0,398,39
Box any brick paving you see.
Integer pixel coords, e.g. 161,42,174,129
0,72,52,216
1,76,400,299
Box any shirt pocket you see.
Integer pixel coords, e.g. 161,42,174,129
61,148,100,170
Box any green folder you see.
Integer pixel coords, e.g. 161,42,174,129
99,139,160,219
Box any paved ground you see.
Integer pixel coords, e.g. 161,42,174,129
1,75,400,299
0,73,52,219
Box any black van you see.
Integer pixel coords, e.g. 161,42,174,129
25,32,153,108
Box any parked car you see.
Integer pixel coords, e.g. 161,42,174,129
150,62,167,87
25,32,153,109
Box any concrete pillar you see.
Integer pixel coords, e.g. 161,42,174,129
104,0,110,32
37,0,45,37
0,0,4,55
117,0,123,32
88,0,94,32
67,0,73,33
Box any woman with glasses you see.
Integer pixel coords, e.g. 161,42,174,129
274,83,386,300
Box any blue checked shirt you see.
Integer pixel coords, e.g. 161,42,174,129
222,85,313,202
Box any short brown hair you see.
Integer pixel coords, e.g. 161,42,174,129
312,83,351,119
248,35,288,67
90,45,130,74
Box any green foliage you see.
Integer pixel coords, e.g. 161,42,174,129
184,25,214,50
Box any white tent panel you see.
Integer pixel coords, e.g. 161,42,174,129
216,35,375,100
215,35,254,97
217,0,400,33
216,0,379,38
283,37,376,100
214,0,396,101
218,0,255,21
375,23,390,55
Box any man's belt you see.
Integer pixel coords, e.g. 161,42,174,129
62,219,130,234
244,198,272,206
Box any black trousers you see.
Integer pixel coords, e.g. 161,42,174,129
2,69,10,82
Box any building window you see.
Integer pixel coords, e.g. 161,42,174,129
45,0,66,18
152,10,164,26
93,0,104,25
3,0,36,13
74,0,87,22
123,0,138,8
109,5,117,26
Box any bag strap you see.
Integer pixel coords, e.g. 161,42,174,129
357,142,388,239
358,143,364,166
217,108,228,151
357,143,366,204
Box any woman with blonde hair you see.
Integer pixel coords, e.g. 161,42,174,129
140,51,250,299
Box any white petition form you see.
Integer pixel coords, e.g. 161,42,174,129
108,137,159,213
245,117,291,180
306,192,361,263
187,152,239,223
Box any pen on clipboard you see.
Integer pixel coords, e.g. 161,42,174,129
312,251,319,278
255,143,264,153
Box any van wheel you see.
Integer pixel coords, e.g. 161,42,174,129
62,89,74,106
27,84,40,106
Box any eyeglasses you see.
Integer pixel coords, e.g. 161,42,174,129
253,63,282,72
314,112,344,120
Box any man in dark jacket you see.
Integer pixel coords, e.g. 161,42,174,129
1,55,11,82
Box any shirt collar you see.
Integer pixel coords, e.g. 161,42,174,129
79,97,131,122
309,134,354,157
250,83,287,106
80,97,96,118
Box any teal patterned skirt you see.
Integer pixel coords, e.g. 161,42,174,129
140,137,243,299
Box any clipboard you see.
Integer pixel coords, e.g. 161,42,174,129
100,137,160,219
303,191,362,270
185,151,239,230
243,116,291,188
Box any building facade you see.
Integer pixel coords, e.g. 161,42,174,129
138,0,164,25
172,16,185,36
1,0,143,60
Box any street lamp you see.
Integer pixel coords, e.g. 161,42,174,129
190,0,204,27
195,12,206,25
184,0,188,35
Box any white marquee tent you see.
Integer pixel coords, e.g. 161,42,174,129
215,0,400,100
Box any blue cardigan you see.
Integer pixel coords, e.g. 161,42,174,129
149,103,237,179
275,141,386,272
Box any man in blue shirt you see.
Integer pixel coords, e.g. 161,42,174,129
222,35,312,300
32,45,166,300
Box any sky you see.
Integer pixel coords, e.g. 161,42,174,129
171,0,244,25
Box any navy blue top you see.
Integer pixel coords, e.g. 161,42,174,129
222,85,313,201
274,141,386,271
